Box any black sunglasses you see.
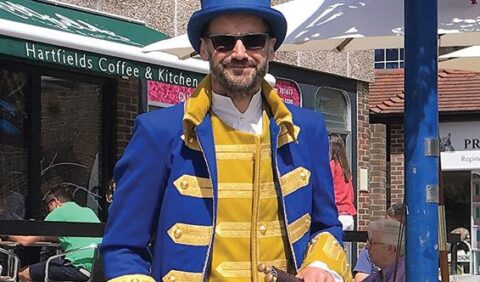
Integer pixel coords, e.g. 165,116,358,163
206,33,270,52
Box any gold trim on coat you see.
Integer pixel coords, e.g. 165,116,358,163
215,259,288,278
287,213,311,243
280,167,311,196
218,182,277,199
173,175,213,198
173,175,278,199
167,223,213,246
215,221,286,238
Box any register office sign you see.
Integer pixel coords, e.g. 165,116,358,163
440,121,480,170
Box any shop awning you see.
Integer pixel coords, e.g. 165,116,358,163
0,0,169,47
0,0,211,82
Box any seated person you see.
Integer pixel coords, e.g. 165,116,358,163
353,203,403,281
9,185,102,282
363,219,404,282
353,247,379,282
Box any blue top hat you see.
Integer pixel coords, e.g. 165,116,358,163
187,0,287,53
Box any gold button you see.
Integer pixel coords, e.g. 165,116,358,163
169,275,176,281
174,228,182,238
180,180,189,189
257,263,266,273
305,218,311,226
189,137,195,143
300,171,307,180
259,224,267,235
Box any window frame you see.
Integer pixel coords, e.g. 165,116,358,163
374,48,405,69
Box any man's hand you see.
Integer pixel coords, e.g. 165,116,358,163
296,266,335,282
8,235,45,246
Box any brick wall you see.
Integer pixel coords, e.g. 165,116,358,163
116,78,139,159
361,119,405,223
369,123,387,221
356,81,370,231
389,121,405,204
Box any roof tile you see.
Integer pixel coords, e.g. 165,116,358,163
370,69,480,114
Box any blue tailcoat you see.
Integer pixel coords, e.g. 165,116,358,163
101,100,342,281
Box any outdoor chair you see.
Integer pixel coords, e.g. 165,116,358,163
0,247,20,282
456,240,474,275
44,244,103,282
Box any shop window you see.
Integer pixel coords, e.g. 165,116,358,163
314,87,350,132
40,76,103,216
0,69,28,220
1,63,111,221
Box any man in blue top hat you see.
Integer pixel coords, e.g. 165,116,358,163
101,1,352,281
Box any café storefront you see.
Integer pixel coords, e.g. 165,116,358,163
0,0,207,228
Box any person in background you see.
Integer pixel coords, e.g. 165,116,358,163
363,219,404,282
353,203,404,282
353,248,379,282
101,0,352,281
385,202,404,223
9,185,102,282
329,133,357,231
105,179,116,204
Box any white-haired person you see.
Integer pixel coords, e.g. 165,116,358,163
354,203,403,282
363,219,405,282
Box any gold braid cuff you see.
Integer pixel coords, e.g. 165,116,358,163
300,232,353,282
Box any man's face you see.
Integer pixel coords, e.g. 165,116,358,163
199,13,276,96
366,233,396,269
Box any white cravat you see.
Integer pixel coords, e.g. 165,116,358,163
210,90,263,135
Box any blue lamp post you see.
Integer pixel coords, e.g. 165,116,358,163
404,0,439,281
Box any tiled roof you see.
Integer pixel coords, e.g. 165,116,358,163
369,69,480,114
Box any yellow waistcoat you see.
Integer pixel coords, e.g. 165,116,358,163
208,111,291,282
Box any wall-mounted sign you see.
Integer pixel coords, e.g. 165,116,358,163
0,36,204,85
274,78,302,107
440,121,480,170
148,77,302,108
147,81,195,107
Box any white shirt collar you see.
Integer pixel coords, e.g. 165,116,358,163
211,90,263,135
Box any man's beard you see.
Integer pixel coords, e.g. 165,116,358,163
210,58,267,97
